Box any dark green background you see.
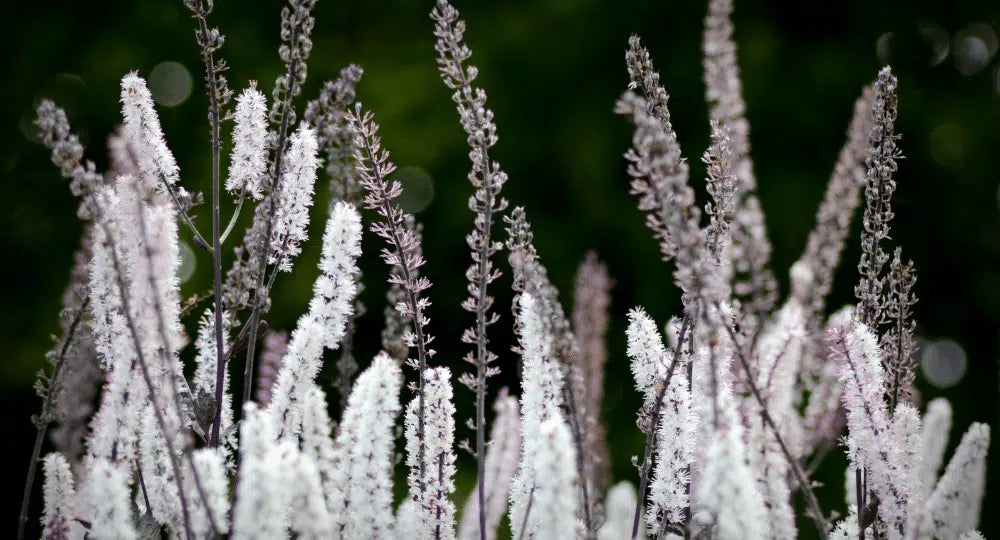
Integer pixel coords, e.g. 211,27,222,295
3,0,998,537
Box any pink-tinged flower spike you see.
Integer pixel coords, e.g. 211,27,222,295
457,390,521,540
226,86,269,200
703,0,777,324
509,293,567,540
917,423,990,539
267,201,362,441
255,330,288,406
572,252,613,495
326,354,403,539
120,72,180,193
34,100,105,219
80,458,136,540
405,367,457,540
41,453,78,540
270,125,319,272
831,318,917,540
599,482,648,540
918,398,952,499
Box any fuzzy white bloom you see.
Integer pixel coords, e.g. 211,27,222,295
803,305,854,448
626,307,669,401
509,293,566,540
527,418,583,540
232,403,296,539
959,531,986,540
695,419,766,540
288,450,334,539
42,453,78,539
405,367,457,540
828,507,864,540
227,87,269,199
919,398,952,499
120,72,179,192
395,499,422,540
139,408,185,534
327,354,402,539
270,125,319,271
833,319,918,540
268,201,363,440
188,448,231,538
626,308,696,534
599,482,647,540
300,385,339,514
80,458,136,540
917,423,990,540
86,214,145,464
457,391,521,540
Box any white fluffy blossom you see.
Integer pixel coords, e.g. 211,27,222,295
232,403,291,539
300,385,339,514
267,201,363,440
527,418,583,540
192,309,235,461
270,125,319,271
833,318,918,539
917,423,990,539
227,87,269,199
457,391,521,540
80,458,136,540
288,450,334,539
509,293,566,540
918,398,952,499
42,453,78,540
120,72,179,192
327,354,402,539
187,448,231,538
405,367,457,540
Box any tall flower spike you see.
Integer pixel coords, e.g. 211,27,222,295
80,458,136,540
267,201,363,440
232,403,290,539
571,252,613,495
855,66,900,329
226,86,269,200
528,418,584,539
405,367,458,540
802,306,854,449
187,448,231,538
120,73,180,193
269,125,319,272
288,450,334,539
457,390,522,540
255,329,288,406
300,386,338,515
917,423,990,539
431,8,510,538
831,318,916,539
623,36,689,263
192,309,235,456
702,120,739,263
703,0,777,323
304,64,365,206
350,102,435,478
41,453,77,540
918,398,952,499
327,354,403,538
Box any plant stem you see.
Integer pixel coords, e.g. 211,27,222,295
17,298,89,540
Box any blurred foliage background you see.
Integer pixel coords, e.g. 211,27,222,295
2,0,999,537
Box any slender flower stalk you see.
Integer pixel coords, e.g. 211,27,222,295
882,248,918,412
430,6,510,538
350,103,435,480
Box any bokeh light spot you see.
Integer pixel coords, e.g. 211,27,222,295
178,241,197,284
149,61,193,107
919,24,950,66
396,166,435,214
876,32,895,64
953,23,997,75
921,340,967,388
